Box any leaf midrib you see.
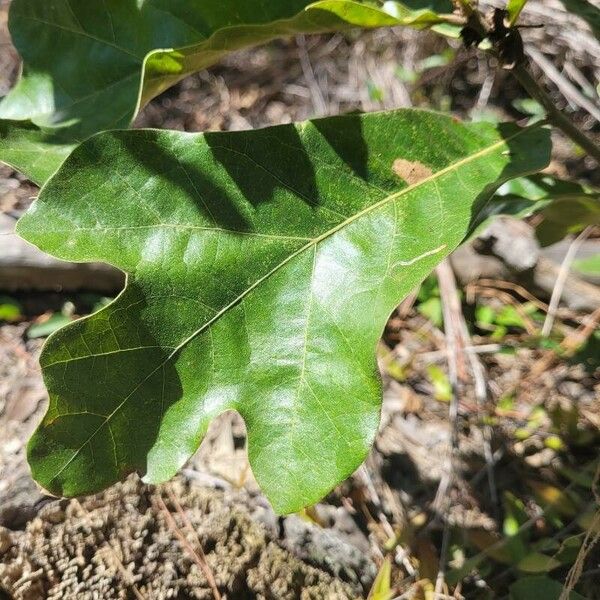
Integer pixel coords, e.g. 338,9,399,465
45,126,527,484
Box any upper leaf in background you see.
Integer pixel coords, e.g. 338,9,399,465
17,109,550,513
0,0,454,185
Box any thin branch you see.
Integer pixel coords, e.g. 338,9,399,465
356,465,416,576
560,464,600,600
542,226,593,337
156,493,222,600
525,47,600,123
433,260,464,599
454,2,600,162
513,63,600,164
458,316,498,513
296,35,327,116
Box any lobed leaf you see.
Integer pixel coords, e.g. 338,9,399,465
17,109,550,513
0,0,454,184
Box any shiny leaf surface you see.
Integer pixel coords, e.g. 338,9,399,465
17,110,550,512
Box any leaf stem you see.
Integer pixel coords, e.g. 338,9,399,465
513,64,600,165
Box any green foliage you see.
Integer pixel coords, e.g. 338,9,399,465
538,198,600,247
0,0,453,184
516,552,561,574
27,313,73,340
0,296,22,322
571,329,600,374
426,365,452,402
503,492,529,563
486,174,600,246
17,110,550,512
368,556,393,600
510,576,586,600
506,0,530,26
573,253,600,278
417,275,443,327
476,302,543,340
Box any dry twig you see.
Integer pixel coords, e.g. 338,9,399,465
560,464,600,600
433,260,464,598
156,492,222,600
542,227,594,337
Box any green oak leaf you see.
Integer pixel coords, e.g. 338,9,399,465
17,109,550,513
0,120,75,186
0,0,454,184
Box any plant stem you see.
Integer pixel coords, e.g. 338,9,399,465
456,2,600,163
513,63,600,165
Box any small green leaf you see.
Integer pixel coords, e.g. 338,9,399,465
368,556,393,600
395,65,418,83
417,48,455,71
570,329,600,374
496,305,526,329
472,174,600,242
518,552,561,574
17,110,550,513
503,492,529,563
573,253,600,277
514,427,532,440
512,98,545,117
554,533,584,565
544,435,564,451
27,313,73,339
426,365,452,402
506,0,529,26
0,296,22,323
367,81,385,102
476,304,496,327
496,175,600,247
418,297,443,328
497,394,515,412
491,325,508,341
537,196,600,247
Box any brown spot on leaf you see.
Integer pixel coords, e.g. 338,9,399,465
392,159,433,185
